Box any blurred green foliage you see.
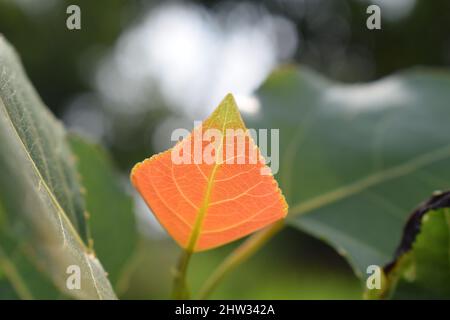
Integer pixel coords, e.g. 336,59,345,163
0,0,133,115
0,0,449,300
120,230,361,299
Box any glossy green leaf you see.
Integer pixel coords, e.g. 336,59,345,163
0,36,115,299
69,135,137,291
390,208,450,299
370,191,450,299
247,66,450,278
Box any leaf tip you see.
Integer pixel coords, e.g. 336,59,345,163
223,92,236,103
204,93,246,131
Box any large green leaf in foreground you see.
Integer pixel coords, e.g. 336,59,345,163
247,67,450,278
69,135,137,292
0,36,115,299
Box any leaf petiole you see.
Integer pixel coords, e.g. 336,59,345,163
172,249,193,299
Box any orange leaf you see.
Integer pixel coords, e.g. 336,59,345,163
131,94,288,252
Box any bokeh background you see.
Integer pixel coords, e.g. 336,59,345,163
1,0,449,299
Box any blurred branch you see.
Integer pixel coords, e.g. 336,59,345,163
114,244,142,297
197,220,285,299
0,245,33,300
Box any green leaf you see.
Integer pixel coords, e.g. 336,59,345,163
247,66,450,278
0,35,116,299
370,191,450,299
69,135,137,292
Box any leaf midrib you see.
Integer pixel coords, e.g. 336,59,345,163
288,144,450,218
0,96,85,248
1,46,83,237
0,96,104,298
186,105,230,252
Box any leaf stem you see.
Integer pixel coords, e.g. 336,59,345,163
197,220,284,299
172,249,193,299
